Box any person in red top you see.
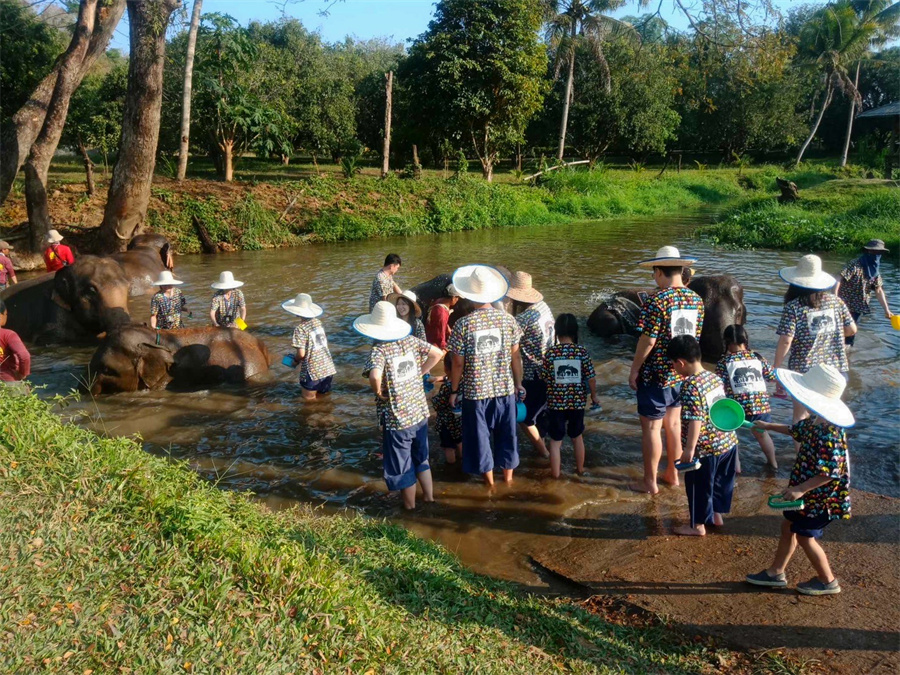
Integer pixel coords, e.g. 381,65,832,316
0,299,31,383
43,229,75,273
425,283,460,349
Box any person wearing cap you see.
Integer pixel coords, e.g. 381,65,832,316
508,271,554,458
283,293,336,399
388,289,426,341
834,239,892,347
368,253,403,311
425,283,460,350
149,271,188,330
0,299,30,385
43,229,75,273
0,241,17,290
356,301,444,509
628,245,705,495
746,363,854,596
447,265,525,487
209,271,247,328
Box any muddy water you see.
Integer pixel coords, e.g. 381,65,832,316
27,214,899,586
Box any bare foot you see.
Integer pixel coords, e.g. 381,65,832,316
712,512,724,526
674,524,706,536
661,472,680,488
627,482,659,495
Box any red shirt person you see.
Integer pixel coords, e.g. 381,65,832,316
43,229,75,273
425,283,460,350
0,299,31,382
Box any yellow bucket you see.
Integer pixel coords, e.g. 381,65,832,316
891,315,900,331
235,317,248,330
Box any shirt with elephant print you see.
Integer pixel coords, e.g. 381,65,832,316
776,295,854,373
433,378,462,443
541,343,595,411
369,270,393,311
210,289,246,327
447,307,523,401
292,317,336,383
364,336,432,431
637,286,705,388
789,418,850,520
680,370,737,458
516,301,555,381
715,349,775,416
411,317,426,342
150,289,186,330
838,259,882,316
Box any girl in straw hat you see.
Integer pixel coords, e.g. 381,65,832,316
746,363,854,596
150,271,188,330
283,293,336,399
388,290,426,341
834,239,893,347
209,271,247,328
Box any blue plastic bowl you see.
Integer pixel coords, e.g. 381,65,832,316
281,354,299,369
516,400,527,423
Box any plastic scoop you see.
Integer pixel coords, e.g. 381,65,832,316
235,317,248,330
891,315,900,331
675,458,701,472
281,353,299,369
516,401,527,423
709,398,755,431
768,495,804,511
423,374,434,393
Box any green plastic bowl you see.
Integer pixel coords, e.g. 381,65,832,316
709,398,753,431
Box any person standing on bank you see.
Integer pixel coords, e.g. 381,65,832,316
369,253,403,311
834,239,892,347
43,229,75,273
628,246,704,495
209,271,247,328
388,290,426,341
447,265,525,487
508,271,554,458
150,271,188,330
283,293,336,399
0,241,18,290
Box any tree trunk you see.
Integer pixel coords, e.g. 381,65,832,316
795,84,833,167
0,0,126,206
556,26,577,162
839,62,861,168
99,0,181,253
79,142,96,196
381,70,393,179
223,140,234,182
177,0,203,181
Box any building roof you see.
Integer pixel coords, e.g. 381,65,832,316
857,102,900,118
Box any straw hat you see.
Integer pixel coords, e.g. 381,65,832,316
353,300,412,341
281,293,323,318
779,254,835,291
45,229,64,244
387,290,422,318
451,264,509,304
152,270,183,286
0,241,13,250
775,364,854,427
505,271,543,304
211,270,244,290
862,239,889,254
638,245,697,268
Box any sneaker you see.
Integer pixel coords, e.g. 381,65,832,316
745,570,787,587
797,577,841,596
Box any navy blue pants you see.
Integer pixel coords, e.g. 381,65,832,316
845,311,861,346
461,394,519,475
685,446,737,528
382,419,430,491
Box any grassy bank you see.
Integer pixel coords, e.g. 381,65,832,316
0,389,799,674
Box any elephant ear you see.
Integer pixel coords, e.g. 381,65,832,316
52,265,76,311
136,342,174,390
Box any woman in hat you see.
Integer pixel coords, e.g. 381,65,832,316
388,290,426,341
282,293,336,399
209,271,247,328
834,239,893,346
43,229,75,273
356,301,443,509
150,271,188,330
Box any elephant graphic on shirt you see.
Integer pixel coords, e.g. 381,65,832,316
673,316,696,336
809,313,836,334
475,331,502,354
395,358,416,379
732,366,763,385
556,364,579,378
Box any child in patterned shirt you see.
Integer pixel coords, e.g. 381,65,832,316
541,314,599,478
282,293,337,400
432,359,462,465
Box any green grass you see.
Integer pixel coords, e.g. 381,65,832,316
0,388,803,674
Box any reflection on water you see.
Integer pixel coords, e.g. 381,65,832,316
28,214,900,584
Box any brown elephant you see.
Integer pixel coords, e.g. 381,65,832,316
87,325,271,394
112,233,174,296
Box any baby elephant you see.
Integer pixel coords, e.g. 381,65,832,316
87,325,271,394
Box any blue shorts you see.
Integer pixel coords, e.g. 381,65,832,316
300,375,333,393
438,424,461,448
461,394,519,475
521,379,547,427
636,383,681,420
784,510,832,539
547,409,585,441
746,412,771,424
382,419,430,491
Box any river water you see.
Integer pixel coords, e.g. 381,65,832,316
27,214,899,585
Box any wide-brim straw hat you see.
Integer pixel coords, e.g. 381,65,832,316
862,239,889,254
451,264,509,304
0,240,13,250
505,271,543,304
387,289,422,318
775,364,854,427
152,270,183,286
45,229,64,244
353,300,412,341
282,292,323,318
211,270,244,290
779,254,835,291
638,245,698,268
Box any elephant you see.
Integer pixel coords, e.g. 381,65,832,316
112,233,174,296
587,290,645,338
409,266,513,329
87,325,271,394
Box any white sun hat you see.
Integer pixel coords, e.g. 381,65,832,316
451,264,509,304
776,364,855,427
152,270,184,286
446,283,460,297
45,229,64,244
353,300,412,341
779,254,836,291
638,245,698,268
211,270,244,290
281,293,323,318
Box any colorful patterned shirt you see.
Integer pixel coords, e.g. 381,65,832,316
680,370,737,458
433,379,462,443
291,317,336,382
369,270,394,311
637,287,705,388
447,307,523,401
364,336,432,430
838,259,882,316
150,289,186,330
715,349,775,417
210,289,246,327
789,418,851,520
412,317,426,342
516,301,555,381
541,343,595,411
776,294,853,373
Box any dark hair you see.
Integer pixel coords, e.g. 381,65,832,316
723,324,749,348
554,313,579,343
784,284,824,309
654,265,683,278
396,297,416,327
668,334,702,363
0,299,6,314
384,253,402,267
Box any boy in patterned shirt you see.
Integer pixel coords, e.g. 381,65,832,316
368,253,403,311
541,314,599,478
432,358,462,464
282,293,336,399
746,363,853,596
150,271,188,330
668,335,738,536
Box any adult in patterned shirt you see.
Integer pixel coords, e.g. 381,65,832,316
209,271,247,328
834,239,893,347
388,290,427,341
628,245,704,495
356,301,443,509
668,335,738,537
447,265,524,487
508,271,554,459
283,293,337,399
149,271,187,330
368,253,403,311
747,363,853,596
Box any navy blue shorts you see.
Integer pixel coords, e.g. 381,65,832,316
300,374,333,393
521,379,547,427
461,394,519,475
784,510,832,539
636,383,681,420
547,409,585,441
382,419,430,491
685,446,737,528
438,424,461,448
746,412,771,424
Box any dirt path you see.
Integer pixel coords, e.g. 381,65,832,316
532,479,899,674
